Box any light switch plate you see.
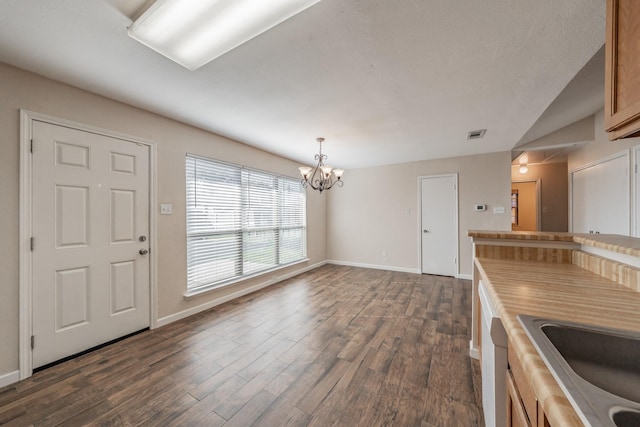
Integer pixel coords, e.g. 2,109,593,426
160,204,173,215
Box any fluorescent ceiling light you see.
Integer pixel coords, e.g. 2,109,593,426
128,0,322,71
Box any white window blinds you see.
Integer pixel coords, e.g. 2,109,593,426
186,155,306,291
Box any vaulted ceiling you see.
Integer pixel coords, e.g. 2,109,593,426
0,0,606,169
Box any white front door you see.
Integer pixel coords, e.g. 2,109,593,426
32,120,150,368
421,174,458,276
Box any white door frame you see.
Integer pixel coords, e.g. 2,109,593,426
417,173,459,277
19,110,158,379
511,179,541,231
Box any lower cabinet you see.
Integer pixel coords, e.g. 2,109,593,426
507,345,551,427
507,369,531,427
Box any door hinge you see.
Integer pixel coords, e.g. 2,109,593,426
454,257,457,264
30,237,34,251
31,335,35,350
30,139,33,153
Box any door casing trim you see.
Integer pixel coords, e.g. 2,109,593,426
19,110,158,380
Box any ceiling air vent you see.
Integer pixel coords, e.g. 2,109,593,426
467,129,486,140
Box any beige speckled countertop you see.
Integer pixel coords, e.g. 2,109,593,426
474,257,640,427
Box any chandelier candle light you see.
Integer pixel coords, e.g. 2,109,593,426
299,138,344,193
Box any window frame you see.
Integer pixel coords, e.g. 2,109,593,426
184,154,307,297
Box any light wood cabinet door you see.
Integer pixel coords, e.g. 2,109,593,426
507,370,532,427
605,0,640,140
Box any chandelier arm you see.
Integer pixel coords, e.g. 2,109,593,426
307,161,323,191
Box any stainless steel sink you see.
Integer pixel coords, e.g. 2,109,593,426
518,315,640,427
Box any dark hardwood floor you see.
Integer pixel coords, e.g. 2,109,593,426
0,265,483,426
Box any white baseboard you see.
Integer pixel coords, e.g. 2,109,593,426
469,342,479,360
156,261,327,328
326,260,421,275
457,273,473,280
0,370,20,388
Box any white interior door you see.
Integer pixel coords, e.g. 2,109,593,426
421,174,458,276
571,153,629,235
32,120,150,368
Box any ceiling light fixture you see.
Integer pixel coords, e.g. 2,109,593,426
299,138,344,193
128,0,323,70
519,164,529,174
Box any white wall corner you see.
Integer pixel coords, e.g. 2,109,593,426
457,273,473,280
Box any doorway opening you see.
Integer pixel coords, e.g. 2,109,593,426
511,180,540,231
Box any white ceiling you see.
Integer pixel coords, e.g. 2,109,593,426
0,0,606,169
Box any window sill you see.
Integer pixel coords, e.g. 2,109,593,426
183,258,310,300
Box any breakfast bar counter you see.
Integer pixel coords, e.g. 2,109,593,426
468,231,640,426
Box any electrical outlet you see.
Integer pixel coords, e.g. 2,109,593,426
160,204,173,215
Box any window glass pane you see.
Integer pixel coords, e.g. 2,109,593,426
243,230,277,274
280,178,305,228
187,233,241,288
186,155,306,291
244,170,278,230
186,157,241,234
279,227,305,264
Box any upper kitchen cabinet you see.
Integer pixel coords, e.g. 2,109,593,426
604,0,640,140
605,0,640,140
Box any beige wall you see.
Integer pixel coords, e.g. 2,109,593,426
569,109,640,171
511,162,569,232
0,62,327,377
326,152,512,277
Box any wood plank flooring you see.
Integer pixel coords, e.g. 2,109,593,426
0,265,483,426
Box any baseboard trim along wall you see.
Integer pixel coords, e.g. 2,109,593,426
156,261,327,328
0,370,20,388
326,260,421,275
327,260,472,279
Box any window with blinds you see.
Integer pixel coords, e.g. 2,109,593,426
185,155,307,292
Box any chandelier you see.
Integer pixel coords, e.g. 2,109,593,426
298,137,344,193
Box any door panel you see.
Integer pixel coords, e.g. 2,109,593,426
55,185,90,247
55,267,89,330
421,175,457,276
571,154,628,235
32,120,150,368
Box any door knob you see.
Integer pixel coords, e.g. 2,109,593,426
423,229,429,233
139,249,149,255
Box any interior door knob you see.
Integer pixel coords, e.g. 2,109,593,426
139,249,149,255
423,229,429,233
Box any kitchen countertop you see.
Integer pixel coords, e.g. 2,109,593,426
474,256,640,427
468,230,575,242
468,230,640,257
